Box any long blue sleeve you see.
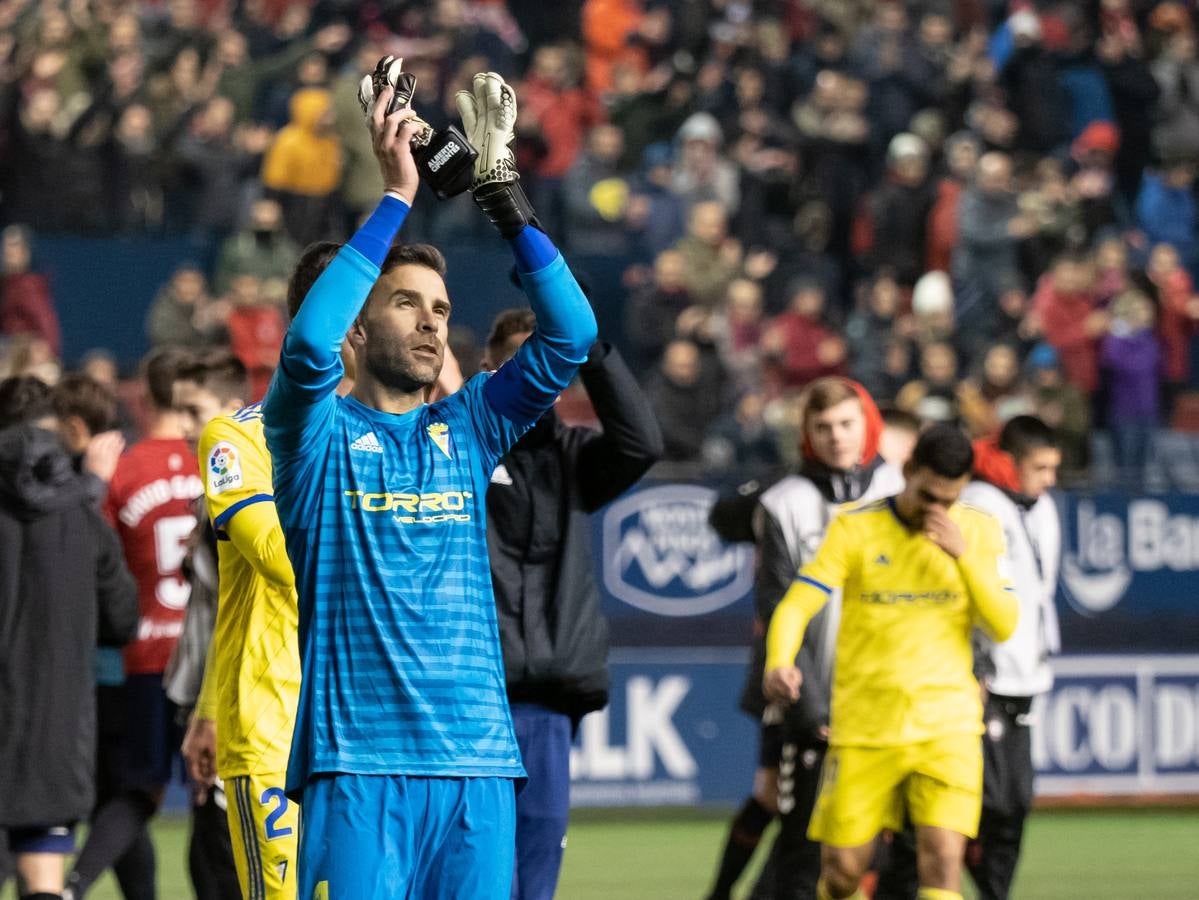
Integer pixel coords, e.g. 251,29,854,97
262,197,409,456
483,249,597,428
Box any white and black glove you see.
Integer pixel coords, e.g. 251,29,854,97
455,72,541,237
358,56,433,146
359,56,478,200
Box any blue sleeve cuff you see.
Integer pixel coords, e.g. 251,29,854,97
347,195,411,267
796,575,833,596
510,226,559,273
212,493,273,530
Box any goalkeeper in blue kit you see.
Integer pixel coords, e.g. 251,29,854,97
261,63,597,900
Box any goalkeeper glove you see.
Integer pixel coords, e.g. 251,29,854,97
455,72,542,238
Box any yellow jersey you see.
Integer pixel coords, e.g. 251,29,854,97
195,404,300,777
766,497,1018,748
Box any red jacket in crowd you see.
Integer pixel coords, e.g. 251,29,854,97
521,75,606,179
1032,274,1101,394
1153,266,1198,384
764,310,845,391
227,305,286,402
1,271,61,357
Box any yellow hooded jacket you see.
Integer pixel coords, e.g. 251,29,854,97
261,88,343,196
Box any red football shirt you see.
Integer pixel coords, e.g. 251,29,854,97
103,438,203,675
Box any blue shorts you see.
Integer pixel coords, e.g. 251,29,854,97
299,774,515,900
120,673,183,792
7,825,75,855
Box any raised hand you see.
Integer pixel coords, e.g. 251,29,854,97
454,71,518,189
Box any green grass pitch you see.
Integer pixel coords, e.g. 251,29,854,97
52,807,1199,899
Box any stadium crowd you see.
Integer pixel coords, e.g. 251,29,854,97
3,0,1199,486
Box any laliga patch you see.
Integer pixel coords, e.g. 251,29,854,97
207,442,243,495
427,422,452,460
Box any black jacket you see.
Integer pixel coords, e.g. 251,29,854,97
487,343,663,722
0,425,138,827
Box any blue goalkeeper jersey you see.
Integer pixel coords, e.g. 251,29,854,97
263,222,596,794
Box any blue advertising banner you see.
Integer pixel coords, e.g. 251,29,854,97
570,653,1199,807
592,484,1199,654
1056,494,1199,652
570,649,756,807
592,483,756,647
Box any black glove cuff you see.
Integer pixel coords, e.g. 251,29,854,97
473,180,542,240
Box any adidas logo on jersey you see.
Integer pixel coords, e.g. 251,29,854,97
350,431,384,453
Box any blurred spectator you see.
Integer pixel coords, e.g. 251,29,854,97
897,340,964,426
332,42,388,234
1032,252,1107,395
712,278,766,397
147,265,228,348
672,113,740,214
1026,342,1091,474
1093,234,1133,304
926,131,982,273
214,198,300,294
624,248,693,372
846,274,902,397
1021,156,1081,277
1136,157,1198,275
761,280,845,392
910,270,956,349
646,338,722,463
224,275,285,401
175,96,272,238
1146,243,1199,405
960,343,1034,437
673,201,739,309
878,406,920,468
1,225,61,359
1095,19,1159,204
1149,28,1199,165
582,0,650,94
952,152,1034,343
212,24,351,122
261,87,343,245
626,143,687,258
769,201,842,309
522,43,605,228
853,133,935,287
706,392,782,470
562,124,633,256
1070,121,1128,245
1101,290,1163,484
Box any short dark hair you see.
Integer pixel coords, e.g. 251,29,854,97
999,415,1057,460
0,375,54,427
287,241,342,320
142,347,190,411
880,405,921,434
911,423,974,479
53,374,117,435
381,243,447,279
287,242,448,321
486,308,537,359
175,349,248,406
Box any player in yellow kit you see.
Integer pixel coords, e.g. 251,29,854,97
174,349,302,899
764,424,1018,900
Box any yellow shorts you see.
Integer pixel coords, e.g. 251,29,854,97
226,773,299,900
808,732,983,848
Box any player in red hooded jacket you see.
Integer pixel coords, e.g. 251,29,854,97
706,377,913,900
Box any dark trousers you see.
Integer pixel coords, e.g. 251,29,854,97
188,783,240,900
509,703,573,900
967,694,1036,900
